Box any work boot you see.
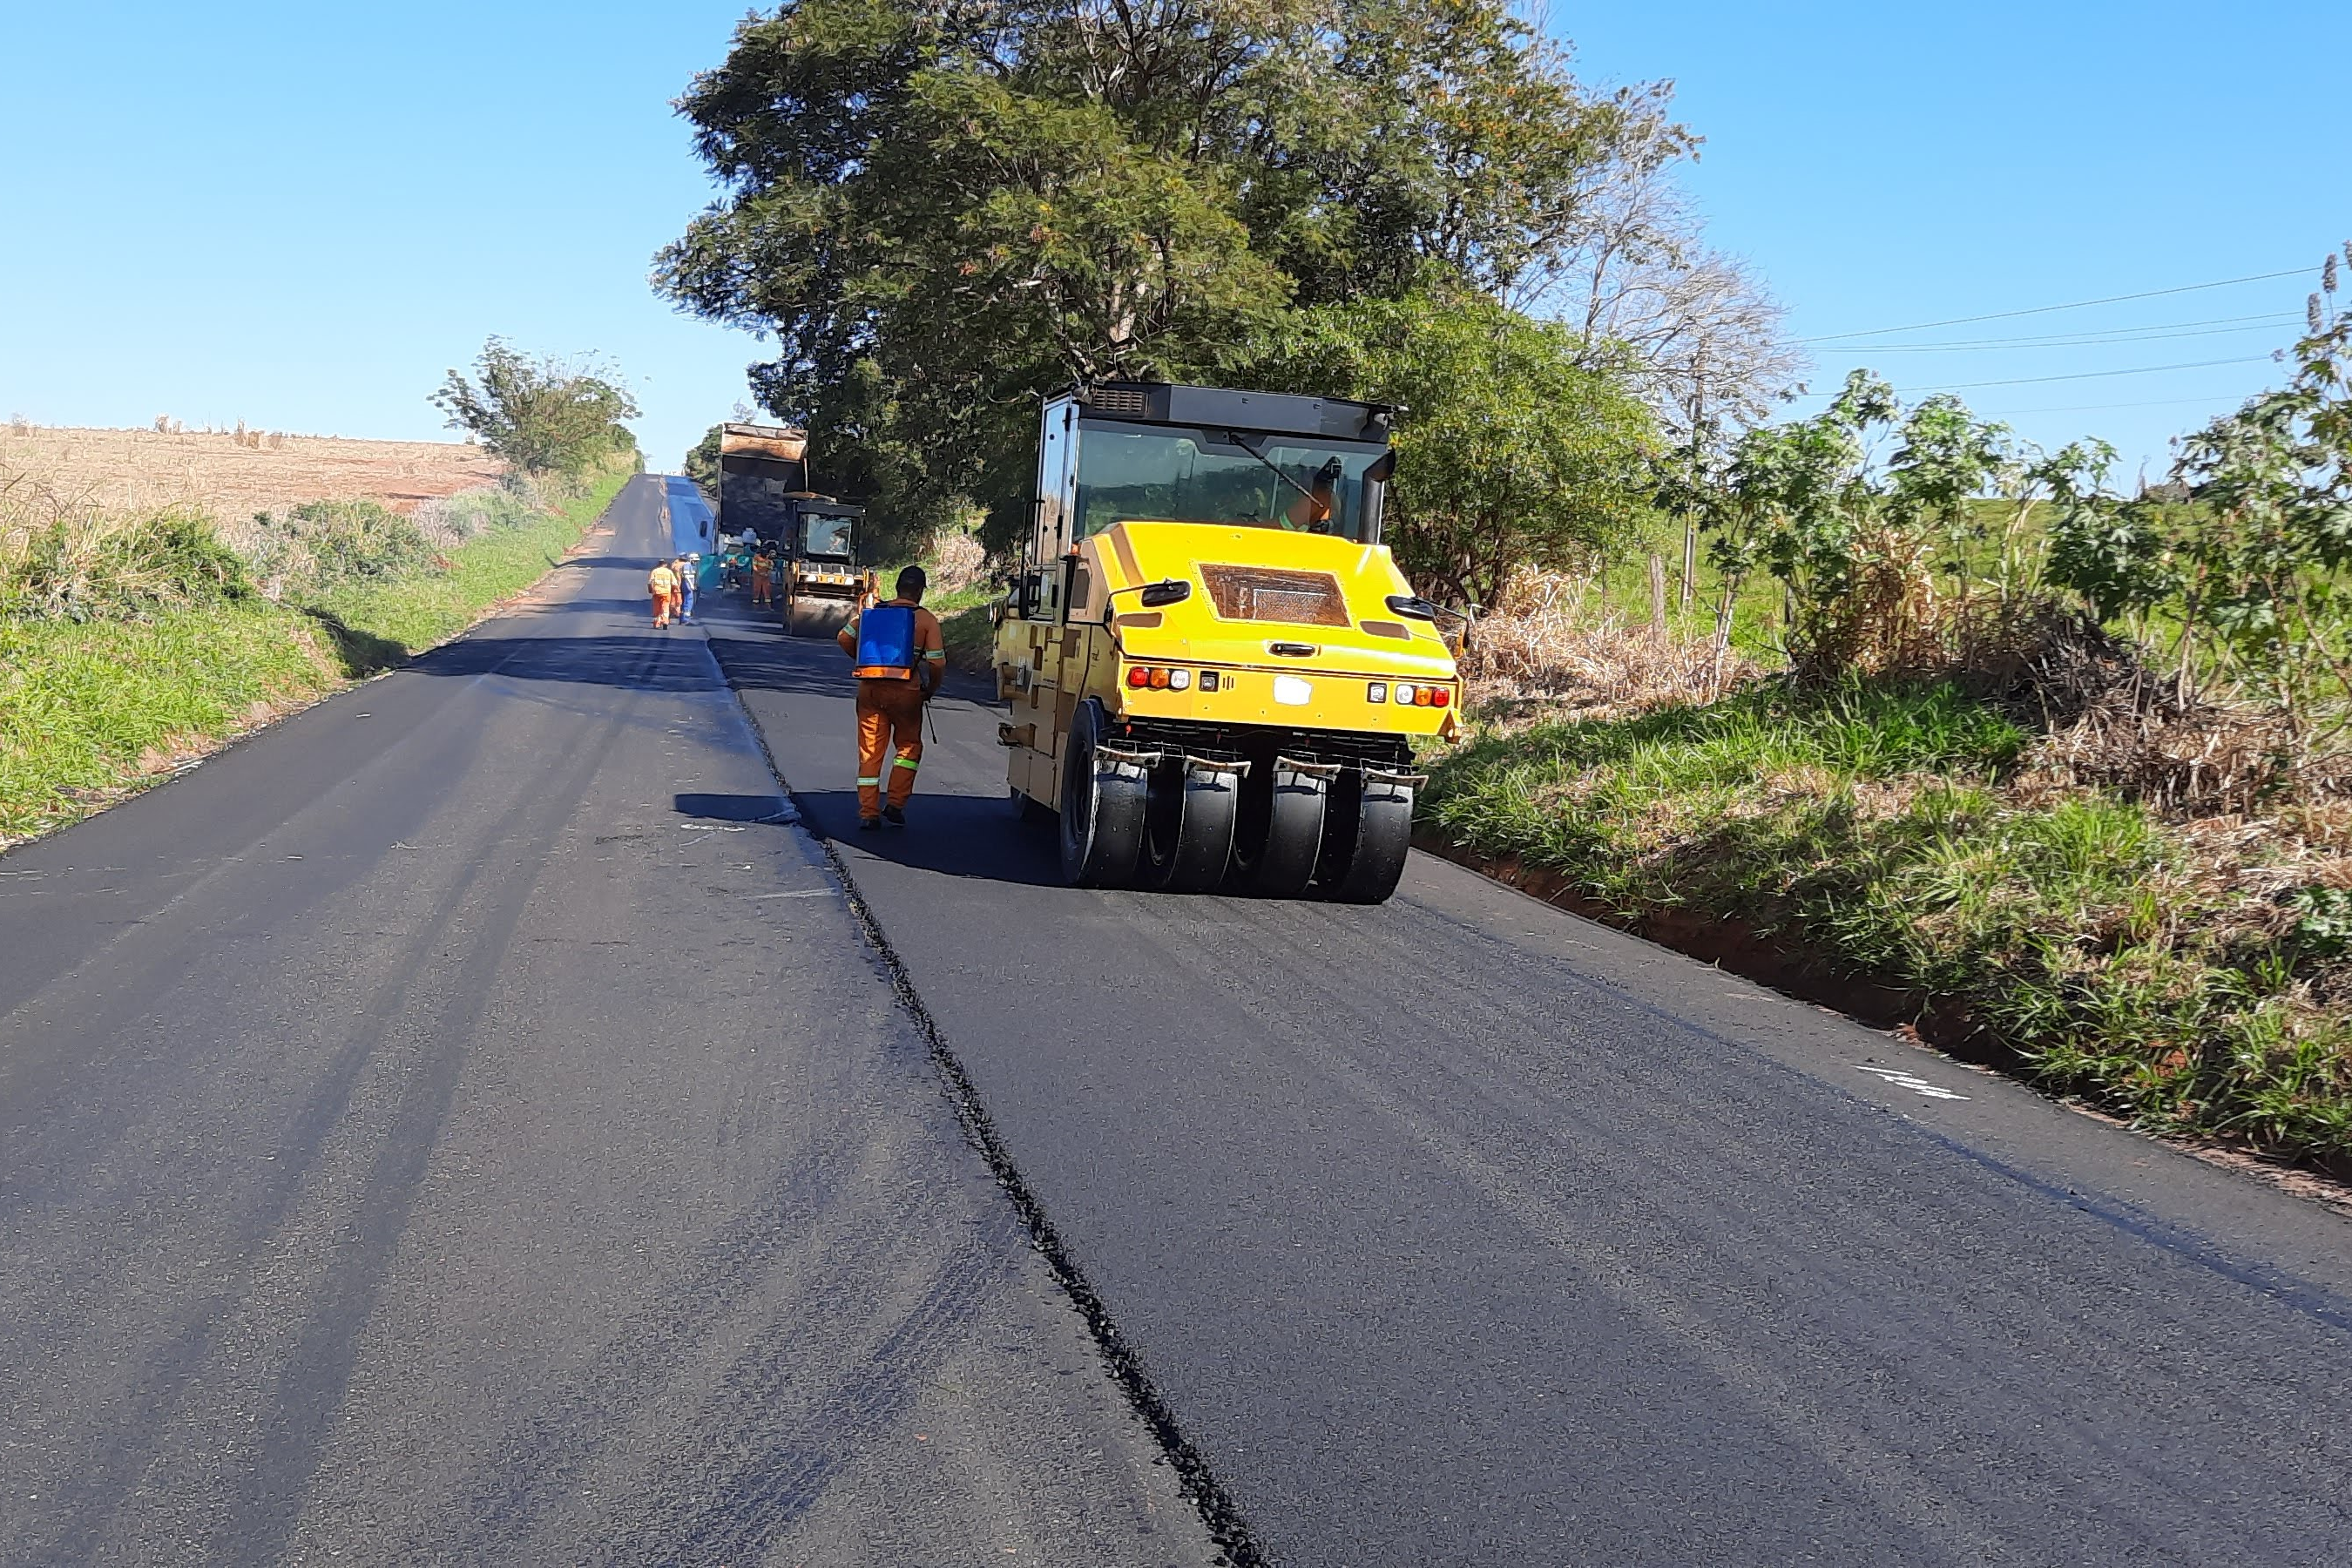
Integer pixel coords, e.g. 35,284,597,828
857,816,882,832
882,805,906,828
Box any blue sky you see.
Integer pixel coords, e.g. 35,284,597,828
1560,1,2348,479
1,2,2343,479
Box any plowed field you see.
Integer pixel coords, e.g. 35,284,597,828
0,424,504,517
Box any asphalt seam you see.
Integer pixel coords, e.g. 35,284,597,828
708,639,1262,1568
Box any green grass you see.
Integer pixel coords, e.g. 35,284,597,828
870,562,996,672
305,473,625,657
0,472,625,848
929,585,995,672
1423,678,2352,1170
0,602,341,842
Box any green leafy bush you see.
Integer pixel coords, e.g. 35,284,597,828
2,491,252,623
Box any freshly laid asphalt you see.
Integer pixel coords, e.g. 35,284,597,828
0,477,1212,1567
710,586,2352,1565
6,476,2352,1565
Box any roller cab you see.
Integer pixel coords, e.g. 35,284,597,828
995,382,1460,902
779,497,874,638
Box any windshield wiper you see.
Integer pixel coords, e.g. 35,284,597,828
1224,432,1330,523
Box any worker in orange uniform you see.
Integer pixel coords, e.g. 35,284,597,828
750,545,774,607
837,565,944,830
647,558,680,629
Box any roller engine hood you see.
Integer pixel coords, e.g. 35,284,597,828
1086,521,1457,681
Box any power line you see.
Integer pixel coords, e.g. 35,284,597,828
1808,308,2293,352
1796,267,2311,343
1910,355,2273,391
1824,314,2299,354
1787,354,2274,400
1968,393,2247,417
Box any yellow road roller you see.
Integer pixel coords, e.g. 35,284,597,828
994,381,1461,902
780,496,875,639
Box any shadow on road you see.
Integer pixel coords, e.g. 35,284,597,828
701,632,896,701
408,636,725,694
673,792,795,824
793,788,1064,887
298,606,411,679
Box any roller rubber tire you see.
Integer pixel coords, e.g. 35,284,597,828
1058,700,1145,888
1142,762,1241,893
1317,773,1414,904
1227,762,1327,899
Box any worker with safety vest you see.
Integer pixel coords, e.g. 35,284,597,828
837,565,945,829
750,546,774,606
647,558,680,629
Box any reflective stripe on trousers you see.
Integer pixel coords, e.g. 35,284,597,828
855,678,925,818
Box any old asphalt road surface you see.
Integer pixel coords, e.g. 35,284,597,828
0,476,1216,1567
706,592,2352,1567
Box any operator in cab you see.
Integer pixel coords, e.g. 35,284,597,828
1285,456,1346,531
836,565,945,830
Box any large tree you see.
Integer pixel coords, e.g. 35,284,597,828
1243,290,1657,608
656,0,1671,548
431,340,639,479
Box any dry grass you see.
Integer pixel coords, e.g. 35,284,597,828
1458,568,1760,720
0,423,503,522
1,469,248,621
924,527,989,593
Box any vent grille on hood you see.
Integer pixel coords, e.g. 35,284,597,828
1200,564,1350,627
1089,386,1149,416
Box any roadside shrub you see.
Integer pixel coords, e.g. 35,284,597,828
1461,567,1759,716
924,525,988,593
244,499,442,595
2,471,251,622
412,483,547,551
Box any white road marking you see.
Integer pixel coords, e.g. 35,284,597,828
747,889,832,901
1855,1064,1970,1102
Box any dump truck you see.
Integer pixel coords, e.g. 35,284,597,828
993,381,1460,903
777,495,875,639
715,421,809,544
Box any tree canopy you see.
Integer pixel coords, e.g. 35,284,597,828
431,340,640,479
1241,291,1655,607
658,0,1741,573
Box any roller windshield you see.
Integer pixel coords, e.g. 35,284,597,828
799,512,855,558
1074,423,1386,542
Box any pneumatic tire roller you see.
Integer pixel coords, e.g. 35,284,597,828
996,382,1459,905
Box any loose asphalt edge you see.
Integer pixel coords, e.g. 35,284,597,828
698,623,1267,1568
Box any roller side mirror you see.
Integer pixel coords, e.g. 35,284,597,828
1139,578,1193,608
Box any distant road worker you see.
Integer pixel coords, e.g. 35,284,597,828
677,553,700,624
838,565,943,830
750,545,774,607
647,558,680,629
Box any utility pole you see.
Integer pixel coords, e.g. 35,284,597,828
1680,350,1706,618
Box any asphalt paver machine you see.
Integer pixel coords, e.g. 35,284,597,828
993,381,1461,903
